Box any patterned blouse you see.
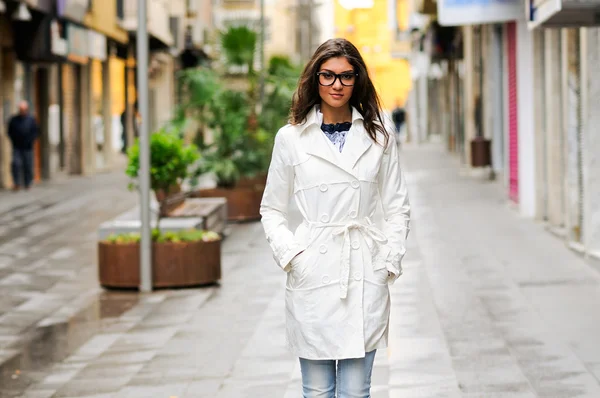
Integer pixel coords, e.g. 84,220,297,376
317,109,352,153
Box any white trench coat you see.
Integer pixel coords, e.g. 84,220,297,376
260,106,410,360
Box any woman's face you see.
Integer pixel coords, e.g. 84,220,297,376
318,57,355,111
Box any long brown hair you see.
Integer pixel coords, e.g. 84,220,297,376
290,38,389,146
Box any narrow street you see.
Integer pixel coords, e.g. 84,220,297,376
1,144,600,397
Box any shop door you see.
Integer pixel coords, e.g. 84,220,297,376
62,63,82,174
34,67,50,181
566,29,584,242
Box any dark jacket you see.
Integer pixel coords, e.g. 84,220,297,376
391,107,406,126
8,114,39,150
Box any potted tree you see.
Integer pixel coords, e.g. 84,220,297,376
97,130,223,289
179,27,301,221
190,89,269,221
126,127,199,218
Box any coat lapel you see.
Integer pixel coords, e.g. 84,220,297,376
342,123,373,171
298,106,371,177
301,124,346,171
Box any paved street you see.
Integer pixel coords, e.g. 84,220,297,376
1,144,600,397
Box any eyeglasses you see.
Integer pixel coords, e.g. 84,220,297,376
316,72,358,87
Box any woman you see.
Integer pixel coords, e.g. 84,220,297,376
260,38,410,397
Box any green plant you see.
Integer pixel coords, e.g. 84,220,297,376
126,129,199,224
176,68,221,141
104,229,220,244
126,129,199,193
257,55,301,161
220,26,258,75
173,39,300,190
192,89,257,187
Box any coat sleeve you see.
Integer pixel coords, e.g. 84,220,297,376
260,129,304,272
377,132,411,284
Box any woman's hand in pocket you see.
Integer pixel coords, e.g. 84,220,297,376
290,250,305,270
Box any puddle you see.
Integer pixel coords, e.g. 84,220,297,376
0,292,139,395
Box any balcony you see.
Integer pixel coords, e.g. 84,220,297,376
214,7,260,28
121,0,174,47
220,0,257,9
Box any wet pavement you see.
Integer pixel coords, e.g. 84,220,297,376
0,172,139,396
1,144,600,397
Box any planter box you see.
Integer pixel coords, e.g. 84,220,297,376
192,175,266,222
193,186,263,222
98,240,221,289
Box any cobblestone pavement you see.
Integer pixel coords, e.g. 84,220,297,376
1,144,600,397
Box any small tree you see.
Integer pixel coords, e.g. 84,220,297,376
220,26,258,76
174,68,221,145
220,26,260,130
126,129,199,228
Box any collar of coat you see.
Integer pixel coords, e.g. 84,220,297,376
298,105,364,133
295,106,375,177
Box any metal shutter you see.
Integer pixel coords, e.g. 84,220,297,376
507,22,519,203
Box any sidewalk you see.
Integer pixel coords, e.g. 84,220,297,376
1,143,599,397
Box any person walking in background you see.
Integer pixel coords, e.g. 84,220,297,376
260,38,410,397
7,101,38,191
121,102,140,154
391,99,406,140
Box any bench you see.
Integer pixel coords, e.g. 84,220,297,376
98,197,228,240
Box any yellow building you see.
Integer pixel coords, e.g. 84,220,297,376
84,0,130,171
334,0,411,110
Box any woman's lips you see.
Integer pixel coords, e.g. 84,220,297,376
331,93,344,99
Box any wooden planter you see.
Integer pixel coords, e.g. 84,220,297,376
98,240,221,289
192,175,266,222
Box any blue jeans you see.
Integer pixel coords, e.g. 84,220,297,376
11,148,33,188
299,350,376,398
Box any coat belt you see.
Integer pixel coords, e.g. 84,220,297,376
305,217,387,299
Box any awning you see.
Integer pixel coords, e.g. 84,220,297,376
437,0,523,26
10,8,67,63
528,0,600,28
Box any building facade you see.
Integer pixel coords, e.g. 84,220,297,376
0,0,196,189
409,0,600,263
334,0,412,111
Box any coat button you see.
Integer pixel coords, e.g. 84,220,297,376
351,241,360,250
319,183,328,192
320,214,330,223
319,244,328,254
322,275,331,284
351,180,360,189
354,272,362,281
349,210,357,219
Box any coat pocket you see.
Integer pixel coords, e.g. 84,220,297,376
290,251,305,270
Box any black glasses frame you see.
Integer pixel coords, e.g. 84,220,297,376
316,72,358,87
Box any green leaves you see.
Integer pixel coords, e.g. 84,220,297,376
173,32,301,189
178,68,220,110
125,129,199,193
220,26,258,72
104,229,221,244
